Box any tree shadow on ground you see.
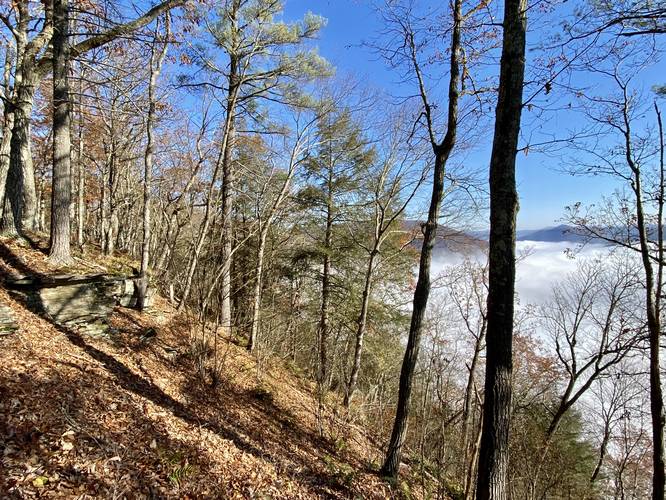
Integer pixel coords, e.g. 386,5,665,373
2,287,365,498
0,364,217,498
0,239,49,280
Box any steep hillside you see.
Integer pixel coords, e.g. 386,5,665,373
0,236,422,499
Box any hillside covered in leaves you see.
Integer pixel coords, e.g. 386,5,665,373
0,236,428,499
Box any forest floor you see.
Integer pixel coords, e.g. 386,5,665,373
0,235,428,499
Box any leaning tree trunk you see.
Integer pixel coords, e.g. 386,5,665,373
590,420,611,484
344,247,378,407
380,0,461,478
48,0,73,265
462,320,486,495
476,0,527,498
380,152,448,478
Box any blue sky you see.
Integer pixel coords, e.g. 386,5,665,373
281,0,665,230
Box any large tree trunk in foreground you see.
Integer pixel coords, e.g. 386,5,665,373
647,300,664,500
217,48,239,333
3,2,40,236
2,80,38,235
475,0,527,498
633,104,665,500
647,103,665,500
48,0,73,265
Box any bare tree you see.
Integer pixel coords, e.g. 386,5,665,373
380,0,463,478
343,114,425,408
563,49,666,499
137,15,170,310
0,0,188,235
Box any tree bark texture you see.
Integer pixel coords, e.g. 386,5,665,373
48,0,73,265
476,0,527,498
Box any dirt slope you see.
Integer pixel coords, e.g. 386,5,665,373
0,236,413,499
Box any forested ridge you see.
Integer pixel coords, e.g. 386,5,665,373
0,0,665,499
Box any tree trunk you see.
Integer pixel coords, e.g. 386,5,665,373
634,165,665,500
3,80,37,235
75,63,85,248
0,109,13,222
476,0,527,498
380,0,461,477
318,189,333,388
101,130,117,256
219,68,238,334
247,229,268,352
48,0,73,266
646,103,666,500
380,152,447,478
590,420,611,484
462,321,486,494
465,407,483,500
344,248,377,407
0,44,14,221
137,17,168,311
5,11,40,235
100,153,109,250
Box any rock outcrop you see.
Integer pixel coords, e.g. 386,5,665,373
4,274,153,329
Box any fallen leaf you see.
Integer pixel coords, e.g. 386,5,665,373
32,475,49,488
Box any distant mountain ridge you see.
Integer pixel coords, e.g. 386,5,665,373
515,224,588,243
407,222,593,251
471,224,591,243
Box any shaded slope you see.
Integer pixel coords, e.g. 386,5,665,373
0,236,411,499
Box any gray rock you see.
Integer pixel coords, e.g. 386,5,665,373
5,274,154,329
